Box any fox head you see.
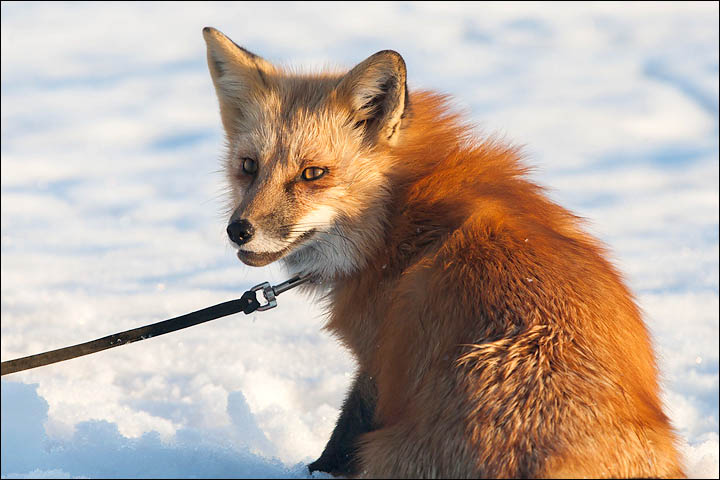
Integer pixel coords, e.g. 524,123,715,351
203,27,409,279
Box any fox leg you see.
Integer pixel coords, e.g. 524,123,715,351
308,370,377,476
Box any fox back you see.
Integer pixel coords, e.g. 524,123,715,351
204,27,685,478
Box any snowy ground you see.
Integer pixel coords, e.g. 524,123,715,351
1,2,718,478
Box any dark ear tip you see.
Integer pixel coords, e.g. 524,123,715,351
375,49,403,59
202,26,222,39
372,50,406,73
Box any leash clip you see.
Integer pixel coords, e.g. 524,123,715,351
249,275,310,312
251,282,277,311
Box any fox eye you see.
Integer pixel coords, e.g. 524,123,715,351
301,167,326,181
242,157,258,174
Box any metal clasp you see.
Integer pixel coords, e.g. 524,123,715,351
249,275,311,312
251,282,277,311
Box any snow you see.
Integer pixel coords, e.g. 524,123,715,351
1,2,717,478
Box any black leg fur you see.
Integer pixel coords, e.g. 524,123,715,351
308,371,377,476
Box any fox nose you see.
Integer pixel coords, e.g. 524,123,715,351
227,219,254,245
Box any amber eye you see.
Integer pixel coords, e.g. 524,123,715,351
242,157,258,174
302,167,326,181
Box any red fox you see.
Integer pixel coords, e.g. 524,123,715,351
203,27,685,478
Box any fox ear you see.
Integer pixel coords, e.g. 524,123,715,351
336,50,408,146
202,27,275,134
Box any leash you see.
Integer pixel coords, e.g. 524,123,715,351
0,275,310,376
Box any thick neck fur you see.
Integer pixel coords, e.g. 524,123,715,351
290,90,558,290
317,91,622,360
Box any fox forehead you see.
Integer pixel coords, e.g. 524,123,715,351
228,78,362,170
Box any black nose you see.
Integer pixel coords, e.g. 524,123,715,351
227,219,254,245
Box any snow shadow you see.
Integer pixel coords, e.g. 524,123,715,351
0,381,316,479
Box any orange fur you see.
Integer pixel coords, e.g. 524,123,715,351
203,28,685,478
326,93,685,478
